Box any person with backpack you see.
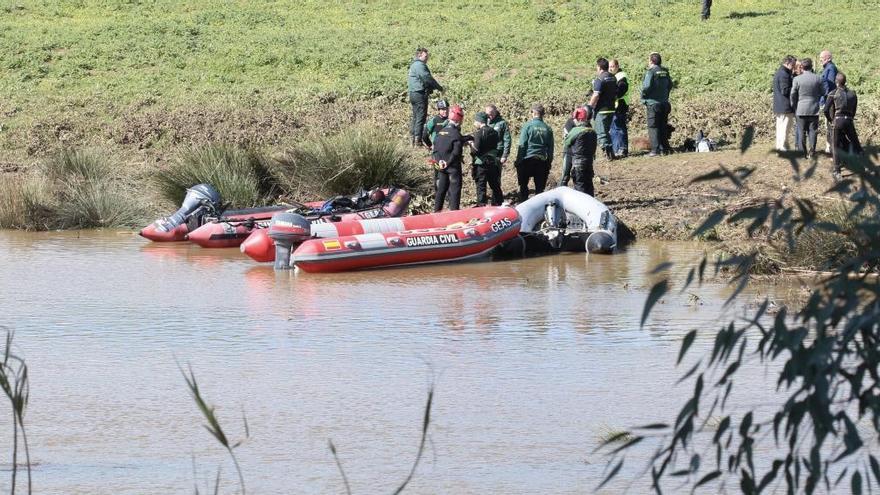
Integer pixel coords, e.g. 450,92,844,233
432,105,467,211
469,111,503,206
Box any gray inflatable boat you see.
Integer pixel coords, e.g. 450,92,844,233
504,187,618,255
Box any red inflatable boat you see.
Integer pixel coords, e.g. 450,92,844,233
140,205,296,243
289,206,521,273
186,188,410,248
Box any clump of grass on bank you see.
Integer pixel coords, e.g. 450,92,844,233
0,175,56,230
0,149,147,230
275,127,432,200
154,144,281,207
785,202,863,271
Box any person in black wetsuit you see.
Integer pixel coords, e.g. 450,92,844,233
432,104,469,211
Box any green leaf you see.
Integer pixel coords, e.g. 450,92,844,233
596,459,623,491
641,279,669,328
678,329,697,365
693,470,721,491
692,209,726,238
870,456,880,486
852,470,862,495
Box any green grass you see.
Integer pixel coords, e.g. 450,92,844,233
274,126,432,200
1,0,879,152
154,144,280,207
0,149,147,230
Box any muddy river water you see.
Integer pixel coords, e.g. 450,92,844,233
0,230,794,494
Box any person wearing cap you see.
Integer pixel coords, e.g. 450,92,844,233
559,106,588,186
589,57,618,161
642,52,673,156
408,47,444,147
432,105,467,211
485,105,512,166
823,72,863,178
422,99,449,148
562,107,598,196
469,111,503,206
609,59,630,158
514,104,554,202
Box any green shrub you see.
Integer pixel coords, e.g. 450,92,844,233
55,180,146,229
154,144,280,207
275,127,431,201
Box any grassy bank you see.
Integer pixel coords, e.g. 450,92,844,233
2,0,880,156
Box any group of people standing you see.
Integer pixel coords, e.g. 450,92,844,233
772,50,863,177
407,48,675,212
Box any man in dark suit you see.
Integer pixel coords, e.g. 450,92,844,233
773,55,796,151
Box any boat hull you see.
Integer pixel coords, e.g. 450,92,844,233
292,206,521,273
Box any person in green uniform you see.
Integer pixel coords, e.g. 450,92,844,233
407,48,444,147
514,104,554,202
562,107,598,196
589,58,618,161
641,52,673,156
422,99,449,148
609,59,630,158
485,104,512,166
469,111,503,206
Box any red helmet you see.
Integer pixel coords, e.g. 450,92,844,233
573,108,588,121
369,189,386,203
449,104,464,124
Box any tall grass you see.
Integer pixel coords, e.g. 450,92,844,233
0,150,147,230
275,127,431,200
0,175,56,230
154,144,281,207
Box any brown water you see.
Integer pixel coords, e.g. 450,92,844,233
0,230,791,494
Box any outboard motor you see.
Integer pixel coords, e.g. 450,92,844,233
155,184,222,232
543,200,566,248
268,211,312,270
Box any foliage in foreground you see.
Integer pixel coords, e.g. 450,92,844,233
0,328,32,495
274,126,432,201
598,135,880,493
183,364,434,494
0,149,146,230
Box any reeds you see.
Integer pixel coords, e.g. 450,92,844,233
155,144,280,207
274,127,431,201
0,328,32,495
181,364,249,495
0,149,146,230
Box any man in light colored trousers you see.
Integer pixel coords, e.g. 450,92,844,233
772,55,796,151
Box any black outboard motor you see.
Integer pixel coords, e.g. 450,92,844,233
268,211,312,270
155,184,222,232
